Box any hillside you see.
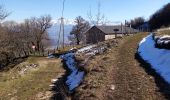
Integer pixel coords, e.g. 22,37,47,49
1,33,170,100
72,33,170,100
0,57,65,100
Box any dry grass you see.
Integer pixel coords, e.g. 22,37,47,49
73,33,167,100
0,57,65,100
157,30,170,35
112,32,166,100
73,39,120,100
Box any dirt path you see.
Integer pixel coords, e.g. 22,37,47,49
107,33,167,100
74,33,169,100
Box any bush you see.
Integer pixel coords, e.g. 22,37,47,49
0,51,15,69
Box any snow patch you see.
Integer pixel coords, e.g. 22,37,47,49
155,35,170,47
61,53,85,91
60,44,108,91
76,44,107,57
76,45,96,54
160,35,170,39
138,33,170,84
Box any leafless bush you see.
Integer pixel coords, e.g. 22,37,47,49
0,15,52,69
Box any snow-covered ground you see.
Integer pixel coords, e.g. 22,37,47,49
76,45,96,54
76,44,107,56
61,53,85,91
138,33,170,84
60,44,107,91
155,35,170,48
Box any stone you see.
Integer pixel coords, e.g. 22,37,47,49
110,85,115,90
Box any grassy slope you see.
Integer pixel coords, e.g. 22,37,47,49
73,39,120,100
113,33,165,100
0,57,64,100
157,30,170,35
74,33,167,100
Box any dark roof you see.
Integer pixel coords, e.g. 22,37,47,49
95,25,139,34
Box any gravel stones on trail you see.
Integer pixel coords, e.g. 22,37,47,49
19,64,38,75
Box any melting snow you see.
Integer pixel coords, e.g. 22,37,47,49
76,45,96,54
155,35,170,45
160,35,170,39
76,45,107,56
61,44,107,91
61,53,85,91
138,33,170,84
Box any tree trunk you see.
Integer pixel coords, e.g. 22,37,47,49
36,41,41,55
76,34,80,45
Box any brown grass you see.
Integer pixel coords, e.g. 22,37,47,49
0,57,65,100
112,32,166,100
73,38,120,100
73,33,167,100
157,30,170,35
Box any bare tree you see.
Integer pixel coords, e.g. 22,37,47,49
26,15,52,55
87,2,107,25
0,5,10,21
128,17,145,29
0,5,10,52
2,21,27,57
0,15,52,69
0,21,20,66
1,15,52,57
70,16,90,45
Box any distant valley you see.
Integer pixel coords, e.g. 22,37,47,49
47,22,74,46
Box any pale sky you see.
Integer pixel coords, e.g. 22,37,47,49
1,0,169,23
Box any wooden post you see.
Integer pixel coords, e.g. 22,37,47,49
121,23,123,36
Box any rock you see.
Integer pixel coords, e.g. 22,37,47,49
36,91,52,100
12,77,15,79
110,85,115,90
10,96,17,100
51,79,58,83
49,84,55,87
